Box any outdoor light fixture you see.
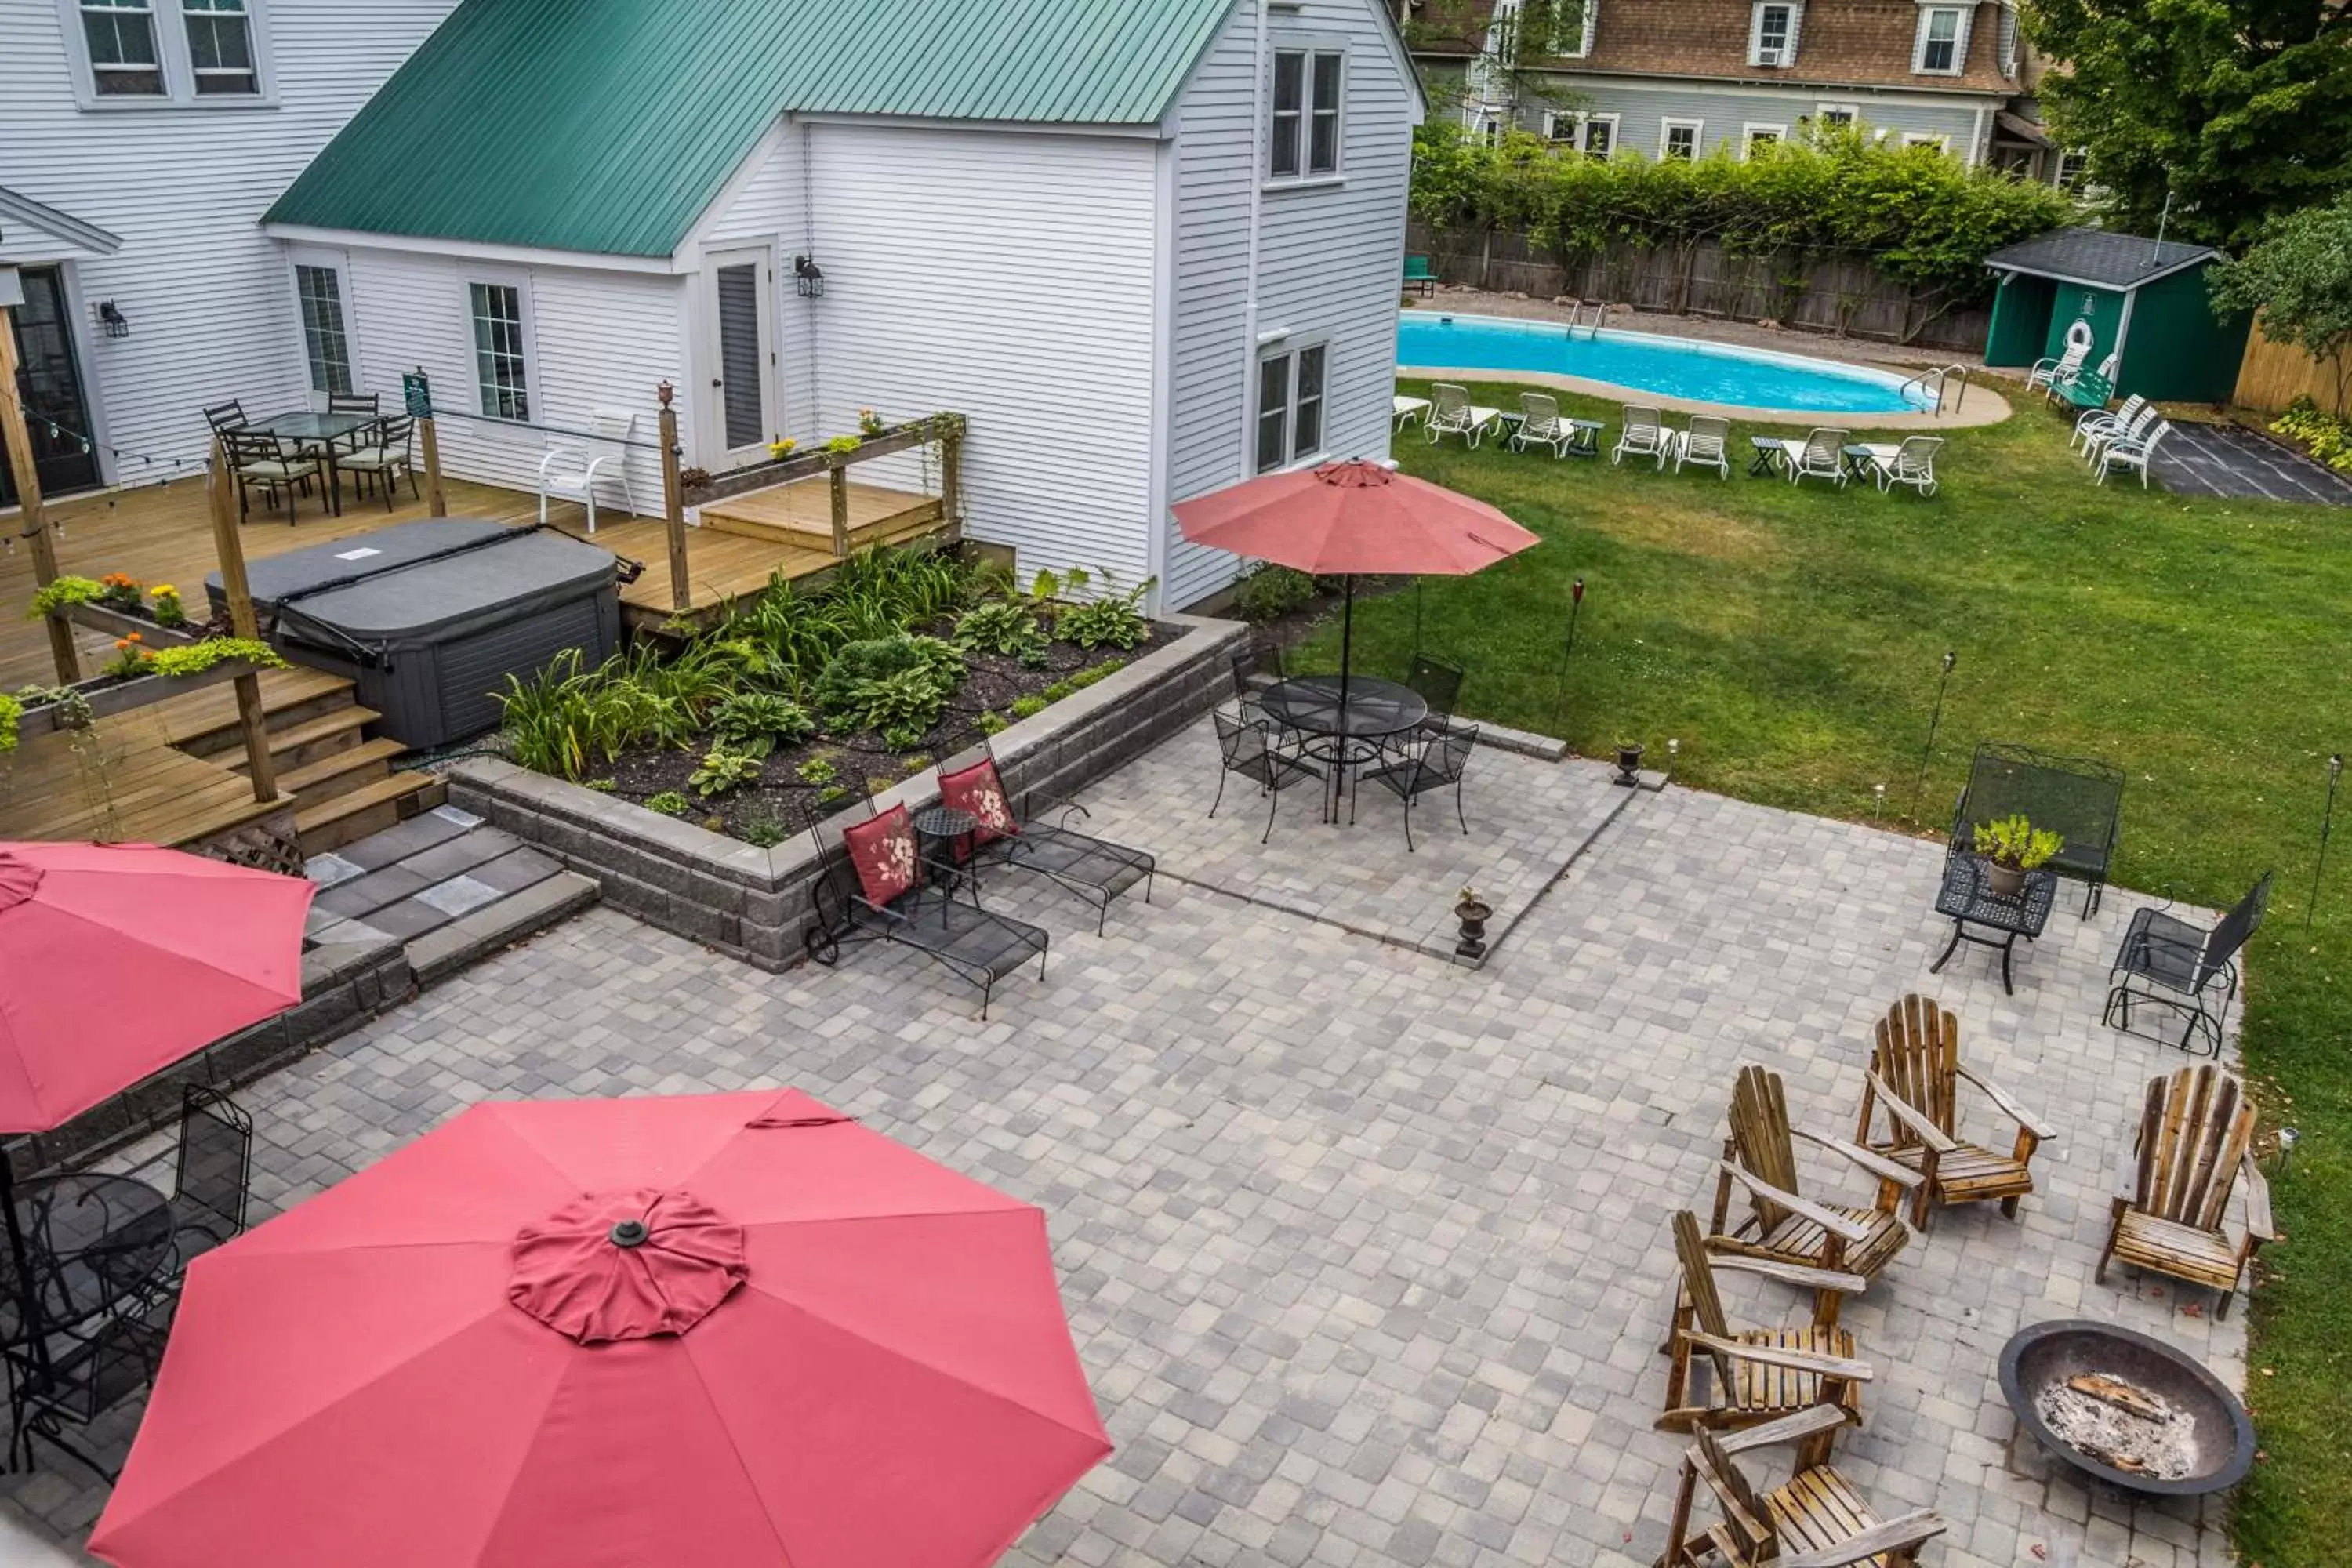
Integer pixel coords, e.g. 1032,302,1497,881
2274,1125,2299,1176
96,300,129,338
793,255,825,298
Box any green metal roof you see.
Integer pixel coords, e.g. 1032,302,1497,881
267,0,1239,257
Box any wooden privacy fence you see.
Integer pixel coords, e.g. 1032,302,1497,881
1406,223,1994,353
2234,318,2350,417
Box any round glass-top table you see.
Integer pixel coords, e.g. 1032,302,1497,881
0,1172,174,1343
1259,675,1429,742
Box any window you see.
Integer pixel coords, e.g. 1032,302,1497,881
1915,5,1965,73
294,264,351,397
1815,103,1858,128
183,0,256,94
1660,118,1703,159
1548,0,1595,57
1254,342,1327,473
1547,111,1616,157
1270,48,1343,180
80,0,162,96
468,281,530,421
1748,2,1800,66
1902,132,1951,152
1742,124,1786,158
2056,148,2091,189
1996,5,2020,75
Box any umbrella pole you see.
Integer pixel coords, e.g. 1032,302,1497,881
1,1156,50,1417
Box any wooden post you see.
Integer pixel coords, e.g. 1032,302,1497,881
209,439,278,804
939,421,963,530
657,383,689,612
418,416,448,517
828,464,851,559
0,316,82,684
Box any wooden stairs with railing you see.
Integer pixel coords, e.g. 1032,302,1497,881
154,667,445,856
699,475,946,557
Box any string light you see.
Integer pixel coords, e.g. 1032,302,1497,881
1,383,200,552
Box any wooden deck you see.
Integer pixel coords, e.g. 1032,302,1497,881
2,470,946,691
0,702,284,846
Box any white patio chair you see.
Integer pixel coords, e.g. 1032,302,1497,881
2026,328,2092,392
2096,419,2171,488
1859,434,1944,497
2085,402,2160,466
1612,405,1668,467
1786,426,1851,488
1510,393,1573,457
1671,415,1732,479
538,407,644,533
2071,393,2146,456
1392,394,1432,431
1425,383,1501,447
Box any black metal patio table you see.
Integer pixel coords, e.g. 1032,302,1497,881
913,805,980,906
252,410,376,517
0,1173,173,1344
1748,436,1791,477
1929,855,2057,996
1260,675,1429,822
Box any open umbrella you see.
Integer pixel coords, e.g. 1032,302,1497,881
1172,459,1540,723
89,1089,1113,1568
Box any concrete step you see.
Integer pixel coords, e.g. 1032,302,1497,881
278,735,408,804
296,770,445,856
405,872,600,986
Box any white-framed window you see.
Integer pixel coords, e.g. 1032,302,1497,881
1902,131,1952,152
1748,1,1801,66
467,279,532,422
1995,5,2020,75
1547,110,1617,157
292,261,353,397
1254,340,1328,474
1270,46,1344,180
1742,124,1787,158
2055,147,2091,189
1815,102,1859,128
1660,118,1704,159
1543,110,1577,144
1547,0,1597,58
57,0,272,107
1914,5,1968,74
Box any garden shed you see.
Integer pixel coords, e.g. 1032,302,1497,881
1981,228,2251,403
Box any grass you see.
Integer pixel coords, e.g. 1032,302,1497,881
1298,378,2352,1562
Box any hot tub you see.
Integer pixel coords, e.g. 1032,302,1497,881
207,520,621,750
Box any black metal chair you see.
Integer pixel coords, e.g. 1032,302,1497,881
1210,708,1322,844
201,399,248,434
221,427,320,525
337,415,419,510
936,746,1155,936
801,800,1047,1020
1221,641,1265,725
1353,723,1478,851
327,391,381,417
2104,873,2272,1058
1404,652,1464,738
1951,742,2125,916
166,1087,253,1268
5,1286,172,1478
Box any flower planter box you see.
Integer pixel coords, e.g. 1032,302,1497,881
61,601,205,647
11,656,272,742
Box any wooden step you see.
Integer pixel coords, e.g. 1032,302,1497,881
164,666,360,757
295,770,445,856
277,735,406,804
223,705,384,776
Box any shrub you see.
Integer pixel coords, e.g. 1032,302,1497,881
975,710,1008,735
954,600,1048,666
142,638,285,678
741,814,789,848
646,790,689,817
0,691,19,754
796,755,838,786
711,691,815,757
1042,681,1075,702
816,784,850,806
815,635,964,736
1057,574,1153,651
689,747,764,799
2274,397,2352,474
26,577,104,619
1069,659,1126,690
584,777,616,792
1010,695,1047,720
1233,564,1317,625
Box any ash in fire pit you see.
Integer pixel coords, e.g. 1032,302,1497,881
2034,1372,2198,1481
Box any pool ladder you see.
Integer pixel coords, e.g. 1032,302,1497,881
1562,299,1606,338
1900,364,1972,416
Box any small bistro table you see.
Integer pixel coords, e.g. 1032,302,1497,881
0,1173,174,1345
1929,855,2057,995
251,410,378,517
912,806,980,902
1748,435,1791,477
1261,674,1429,822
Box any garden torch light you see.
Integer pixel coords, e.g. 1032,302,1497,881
2310,752,2343,931
1550,576,1585,737
1915,649,1957,804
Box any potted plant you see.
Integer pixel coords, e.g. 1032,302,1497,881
767,436,797,462
1972,813,2063,899
1453,884,1494,960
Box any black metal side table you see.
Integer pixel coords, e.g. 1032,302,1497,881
1930,855,2056,995
913,807,979,903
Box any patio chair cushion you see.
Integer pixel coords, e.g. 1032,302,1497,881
843,804,919,907
937,759,1017,849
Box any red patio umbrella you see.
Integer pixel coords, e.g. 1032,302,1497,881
1173,459,1540,718
89,1089,1113,1568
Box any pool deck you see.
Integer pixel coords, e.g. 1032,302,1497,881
1399,361,2013,429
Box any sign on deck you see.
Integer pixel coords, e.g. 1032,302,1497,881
401,372,434,419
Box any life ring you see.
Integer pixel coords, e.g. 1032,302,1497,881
2064,318,2096,354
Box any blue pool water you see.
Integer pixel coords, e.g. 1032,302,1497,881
1397,313,1930,415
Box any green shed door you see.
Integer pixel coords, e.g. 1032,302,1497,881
2044,285,2125,367
1984,274,2056,368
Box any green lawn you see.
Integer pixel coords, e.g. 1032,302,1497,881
1300,378,2350,1563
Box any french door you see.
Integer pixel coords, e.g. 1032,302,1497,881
1,266,102,506
704,248,775,466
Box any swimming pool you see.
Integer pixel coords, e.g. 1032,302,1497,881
1397,313,1932,416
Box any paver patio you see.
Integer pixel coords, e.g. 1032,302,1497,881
0,742,2242,1567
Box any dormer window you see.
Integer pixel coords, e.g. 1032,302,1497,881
80,0,162,96
1748,2,1802,67
1914,5,1969,74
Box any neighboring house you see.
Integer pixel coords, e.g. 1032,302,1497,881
1399,0,2045,167
0,0,466,510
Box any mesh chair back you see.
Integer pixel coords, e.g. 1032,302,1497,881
1957,742,2122,877
173,1088,253,1242
1421,723,1477,786
1406,654,1463,725
202,401,247,433
2196,872,2273,985
1213,706,1272,772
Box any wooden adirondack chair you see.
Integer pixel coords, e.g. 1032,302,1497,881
2096,1065,2277,1318
1711,1066,1918,1287
1857,995,2056,1229
1661,1210,1872,1439
1658,1408,1945,1568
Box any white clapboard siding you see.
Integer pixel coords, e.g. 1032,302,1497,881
339,249,684,512
774,122,1162,594
0,1,461,481
1163,0,1417,609
696,120,815,452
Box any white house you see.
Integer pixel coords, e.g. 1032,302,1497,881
5,0,1425,612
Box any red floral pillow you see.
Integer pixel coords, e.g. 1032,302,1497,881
842,804,919,906
937,759,1018,851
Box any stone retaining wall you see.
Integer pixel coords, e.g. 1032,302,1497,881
445,614,1248,971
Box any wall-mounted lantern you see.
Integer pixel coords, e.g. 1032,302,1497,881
97,300,129,338
793,256,826,298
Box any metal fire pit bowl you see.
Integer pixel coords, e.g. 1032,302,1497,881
1998,1320,2256,1497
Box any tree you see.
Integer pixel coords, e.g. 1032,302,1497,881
2020,0,2352,245
2208,193,2352,411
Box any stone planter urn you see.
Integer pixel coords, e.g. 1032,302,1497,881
1453,897,1494,960
1613,742,1646,787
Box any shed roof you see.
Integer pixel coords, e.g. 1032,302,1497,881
267,0,1242,258
1984,227,2220,291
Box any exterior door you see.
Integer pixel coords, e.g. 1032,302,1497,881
1,266,102,506
705,249,775,465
